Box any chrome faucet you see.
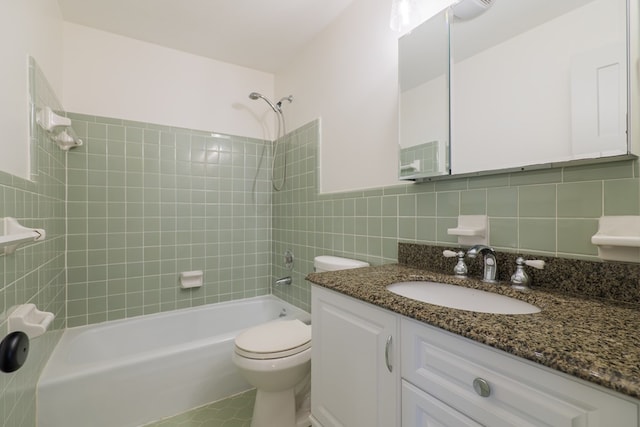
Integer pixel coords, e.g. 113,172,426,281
466,245,497,283
274,276,292,286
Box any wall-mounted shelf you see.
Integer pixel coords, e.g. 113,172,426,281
180,270,203,289
448,215,487,246
8,304,54,339
0,217,46,255
36,107,83,150
591,216,640,262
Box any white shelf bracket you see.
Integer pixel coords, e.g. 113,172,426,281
0,217,46,255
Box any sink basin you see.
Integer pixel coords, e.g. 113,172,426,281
386,281,540,314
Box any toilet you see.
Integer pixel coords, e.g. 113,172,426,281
233,255,369,427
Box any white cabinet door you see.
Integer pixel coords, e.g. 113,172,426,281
402,380,482,427
311,286,399,427
402,317,639,427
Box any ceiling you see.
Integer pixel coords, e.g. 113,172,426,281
56,0,356,73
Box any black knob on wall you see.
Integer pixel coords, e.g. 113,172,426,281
0,331,30,373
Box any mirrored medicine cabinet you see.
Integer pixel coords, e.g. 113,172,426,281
399,0,634,181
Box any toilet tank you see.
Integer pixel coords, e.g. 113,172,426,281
313,256,370,273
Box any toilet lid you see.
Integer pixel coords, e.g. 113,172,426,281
235,319,311,358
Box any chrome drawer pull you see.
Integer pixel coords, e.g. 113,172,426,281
385,335,393,373
473,378,491,397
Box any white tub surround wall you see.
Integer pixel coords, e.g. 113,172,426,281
0,0,64,179
62,22,276,141
38,296,310,427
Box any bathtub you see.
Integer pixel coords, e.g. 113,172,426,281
37,295,310,427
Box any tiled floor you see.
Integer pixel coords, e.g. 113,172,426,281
142,389,255,427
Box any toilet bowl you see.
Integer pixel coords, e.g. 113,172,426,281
234,256,368,427
233,319,312,427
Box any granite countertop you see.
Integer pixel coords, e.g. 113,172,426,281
306,263,640,400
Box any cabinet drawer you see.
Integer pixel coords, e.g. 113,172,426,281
402,380,482,427
401,318,638,427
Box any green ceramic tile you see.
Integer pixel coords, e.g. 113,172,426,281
367,237,382,256
460,190,486,215
509,168,562,186
557,181,602,218
416,217,436,242
107,125,126,141
467,173,510,189
435,217,458,243
416,193,436,216
436,192,459,216
126,127,144,143
489,218,517,249
563,160,634,182
604,179,640,215
518,185,556,218
398,217,416,240
382,238,398,260
88,122,107,139
557,219,599,256
398,194,416,216
487,187,518,217
518,219,556,253
434,178,467,191
368,217,382,237
382,217,398,238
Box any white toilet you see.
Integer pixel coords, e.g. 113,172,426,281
233,255,369,427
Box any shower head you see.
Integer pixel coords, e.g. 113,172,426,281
248,92,279,114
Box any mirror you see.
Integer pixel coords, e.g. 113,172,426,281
398,9,451,179
399,0,630,180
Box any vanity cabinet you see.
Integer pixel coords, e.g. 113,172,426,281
310,285,639,427
310,286,400,427
401,317,639,427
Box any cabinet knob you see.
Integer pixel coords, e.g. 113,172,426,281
473,377,491,397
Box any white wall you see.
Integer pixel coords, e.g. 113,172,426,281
62,23,276,141
0,1,64,180
275,0,402,193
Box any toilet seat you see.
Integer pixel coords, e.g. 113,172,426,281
235,319,311,360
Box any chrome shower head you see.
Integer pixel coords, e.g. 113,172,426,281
248,91,279,114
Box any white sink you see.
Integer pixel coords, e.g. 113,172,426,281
386,281,540,314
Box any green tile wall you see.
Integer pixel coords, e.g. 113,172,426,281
0,59,66,427
272,120,640,311
64,115,273,327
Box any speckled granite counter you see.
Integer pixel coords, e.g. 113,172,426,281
306,263,640,399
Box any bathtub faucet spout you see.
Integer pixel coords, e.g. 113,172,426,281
275,276,292,286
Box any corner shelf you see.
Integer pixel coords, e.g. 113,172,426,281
36,107,83,150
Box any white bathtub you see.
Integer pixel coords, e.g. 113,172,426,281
37,295,310,427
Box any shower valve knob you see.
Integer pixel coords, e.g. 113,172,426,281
0,331,29,373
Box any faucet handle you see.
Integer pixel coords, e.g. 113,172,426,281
443,250,468,277
511,257,545,290
524,259,545,270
